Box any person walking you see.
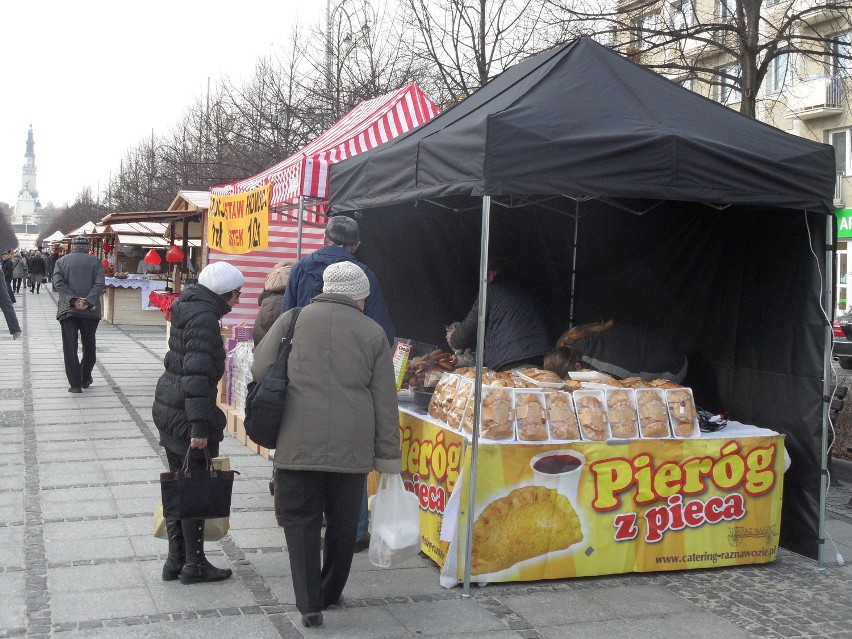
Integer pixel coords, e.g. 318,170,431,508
253,262,401,628
152,261,244,585
11,252,28,295
2,252,15,303
28,251,47,293
252,260,292,346
52,236,105,393
0,272,21,339
47,246,62,291
282,215,396,551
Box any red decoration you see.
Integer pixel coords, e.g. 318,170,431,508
144,249,161,265
165,244,185,264
102,259,110,269
102,241,112,253
89,251,95,256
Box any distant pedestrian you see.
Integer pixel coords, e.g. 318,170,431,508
11,252,27,294
252,260,292,346
0,273,21,339
47,246,62,290
253,261,402,628
152,261,243,585
52,236,105,393
28,252,47,293
2,252,15,303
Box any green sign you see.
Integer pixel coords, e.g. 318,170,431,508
837,209,852,239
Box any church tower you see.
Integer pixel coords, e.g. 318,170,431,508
13,124,40,229
20,124,38,202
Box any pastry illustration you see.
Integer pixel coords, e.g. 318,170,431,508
471,485,583,575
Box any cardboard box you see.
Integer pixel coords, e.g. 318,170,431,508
231,408,247,445
217,377,227,404
259,446,274,461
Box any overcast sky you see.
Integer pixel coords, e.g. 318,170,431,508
0,0,321,209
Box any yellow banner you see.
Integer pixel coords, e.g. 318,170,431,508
399,411,784,582
208,185,270,254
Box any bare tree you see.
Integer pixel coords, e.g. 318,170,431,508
547,0,852,119
403,0,573,104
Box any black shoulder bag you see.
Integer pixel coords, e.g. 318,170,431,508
244,307,302,448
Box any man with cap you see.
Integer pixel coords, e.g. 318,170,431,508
282,215,394,343
253,261,401,628
281,214,395,550
53,236,105,393
152,261,244,585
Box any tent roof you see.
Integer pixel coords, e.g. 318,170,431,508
329,37,835,214
212,83,439,208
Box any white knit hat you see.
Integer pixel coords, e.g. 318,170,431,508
323,262,370,301
198,262,244,295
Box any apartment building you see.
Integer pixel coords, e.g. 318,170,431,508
616,0,851,311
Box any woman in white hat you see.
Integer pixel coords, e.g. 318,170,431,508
252,261,402,628
152,261,243,585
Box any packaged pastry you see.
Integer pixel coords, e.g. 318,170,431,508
463,386,515,440
448,378,474,431
514,390,548,441
605,389,639,439
428,372,459,422
573,390,610,441
543,390,581,441
636,389,671,438
665,388,700,438
515,368,567,389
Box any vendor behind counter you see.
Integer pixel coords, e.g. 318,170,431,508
544,320,688,383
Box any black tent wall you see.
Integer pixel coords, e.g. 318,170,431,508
355,198,827,558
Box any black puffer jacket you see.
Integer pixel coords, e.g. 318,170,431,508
152,284,231,454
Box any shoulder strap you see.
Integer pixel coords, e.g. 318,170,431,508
283,306,302,343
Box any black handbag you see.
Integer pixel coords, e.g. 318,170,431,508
160,449,238,519
244,307,302,449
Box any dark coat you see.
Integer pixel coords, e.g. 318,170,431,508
449,277,551,371
29,254,47,277
152,284,231,454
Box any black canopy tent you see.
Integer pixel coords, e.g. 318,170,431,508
328,37,837,577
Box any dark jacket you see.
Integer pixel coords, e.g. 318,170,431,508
47,252,60,277
282,245,395,343
152,284,231,454
449,277,551,371
569,324,688,382
0,275,20,334
29,254,47,277
2,258,12,281
53,248,105,322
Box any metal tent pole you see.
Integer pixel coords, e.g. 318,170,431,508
462,195,491,597
568,199,579,328
819,210,834,570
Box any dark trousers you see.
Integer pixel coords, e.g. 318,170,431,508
12,277,23,294
278,470,364,614
5,280,14,303
60,316,100,388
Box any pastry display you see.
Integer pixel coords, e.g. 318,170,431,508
448,378,474,430
606,389,638,438
428,373,459,422
666,388,699,437
515,392,548,441
471,485,583,575
543,390,580,440
403,348,457,389
479,387,515,440
637,389,670,438
575,392,608,441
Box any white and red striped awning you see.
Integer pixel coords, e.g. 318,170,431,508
208,83,439,327
211,83,439,208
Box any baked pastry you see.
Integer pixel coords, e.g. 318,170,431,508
522,368,566,385
576,395,608,440
543,390,580,440
471,485,583,575
667,389,698,437
607,390,638,438
637,390,669,437
448,379,473,430
515,393,548,441
428,373,458,422
480,388,514,440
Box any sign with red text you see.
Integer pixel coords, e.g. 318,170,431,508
208,184,270,254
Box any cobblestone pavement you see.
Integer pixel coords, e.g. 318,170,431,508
1,289,851,638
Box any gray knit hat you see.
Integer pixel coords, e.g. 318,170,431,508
322,262,370,301
72,236,89,246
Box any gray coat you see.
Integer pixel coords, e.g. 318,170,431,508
52,248,105,321
11,257,28,279
251,293,401,475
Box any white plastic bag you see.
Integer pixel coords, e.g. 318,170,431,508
368,473,421,568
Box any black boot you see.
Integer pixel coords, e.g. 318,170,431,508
162,519,185,581
179,519,232,584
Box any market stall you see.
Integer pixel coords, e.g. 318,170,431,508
328,35,836,583
102,276,168,326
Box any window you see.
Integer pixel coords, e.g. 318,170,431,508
672,0,695,30
634,12,660,46
831,130,850,175
716,64,741,105
716,0,734,19
767,52,790,93
827,32,851,77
